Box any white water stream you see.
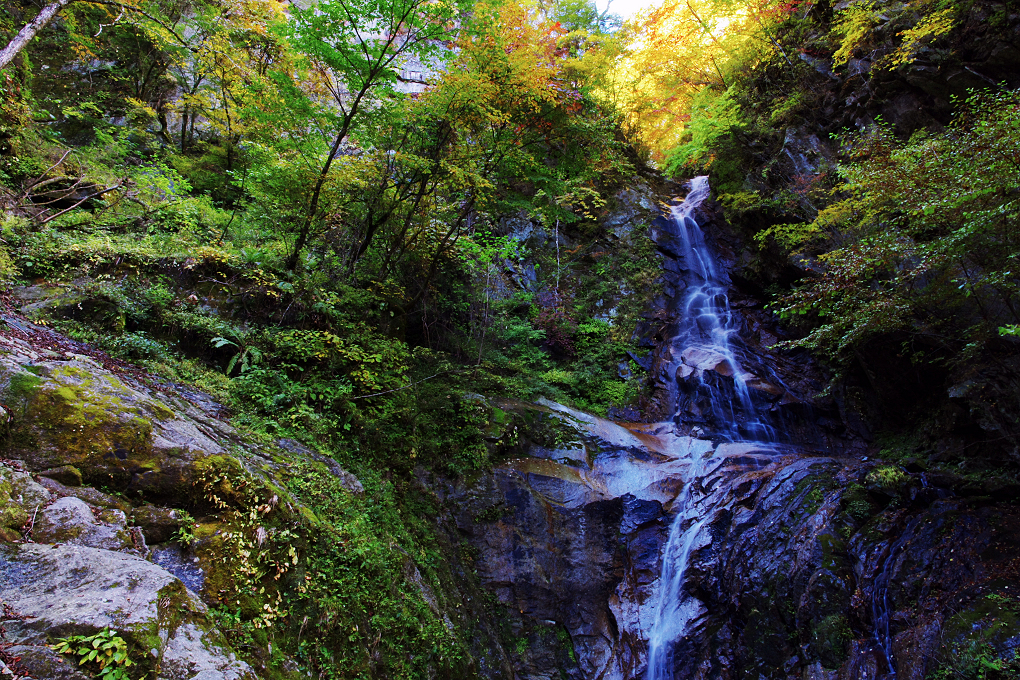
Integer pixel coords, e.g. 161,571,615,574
645,177,776,680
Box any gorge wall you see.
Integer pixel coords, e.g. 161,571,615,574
431,180,1020,680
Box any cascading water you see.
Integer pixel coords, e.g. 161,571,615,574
645,177,777,680
870,538,902,680
644,455,710,680
659,176,774,443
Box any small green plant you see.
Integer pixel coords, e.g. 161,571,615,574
171,510,197,544
52,628,137,680
212,333,264,376
866,465,908,489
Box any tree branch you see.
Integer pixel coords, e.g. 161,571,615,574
0,0,195,72
0,0,74,70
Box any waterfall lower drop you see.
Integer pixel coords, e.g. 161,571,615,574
644,455,710,680
645,177,774,680
869,522,913,679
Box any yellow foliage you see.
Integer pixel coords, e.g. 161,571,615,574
882,8,955,67
831,0,877,66
606,0,781,162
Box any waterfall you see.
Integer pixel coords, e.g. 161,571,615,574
870,539,901,680
644,455,710,680
660,176,774,442
645,177,775,680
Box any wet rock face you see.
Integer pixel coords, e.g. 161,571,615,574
440,400,783,680
443,399,1020,680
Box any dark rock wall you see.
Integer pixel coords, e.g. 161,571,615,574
441,412,1020,680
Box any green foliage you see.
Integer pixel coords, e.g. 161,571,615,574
279,459,469,678
664,88,744,174
212,333,264,376
772,88,1020,366
842,483,873,523
171,510,197,544
865,465,908,491
931,593,1020,680
52,628,137,680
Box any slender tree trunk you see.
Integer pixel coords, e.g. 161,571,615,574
285,125,349,271
180,105,189,151
0,0,75,70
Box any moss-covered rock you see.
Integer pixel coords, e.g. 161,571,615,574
132,504,189,544
0,542,255,680
0,463,52,540
0,348,232,502
31,496,141,553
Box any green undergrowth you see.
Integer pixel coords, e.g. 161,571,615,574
180,448,481,679
0,140,656,672
931,592,1020,680
52,627,142,680
7,193,654,469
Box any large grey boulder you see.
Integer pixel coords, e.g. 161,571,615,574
0,543,254,680
0,337,236,501
32,496,142,553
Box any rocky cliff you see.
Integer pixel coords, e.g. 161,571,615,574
433,401,1020,679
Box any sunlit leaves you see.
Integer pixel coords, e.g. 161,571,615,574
609,0,789,161
287,0,461,117
830,0,957,70
664,86,744,172
830,0,877,65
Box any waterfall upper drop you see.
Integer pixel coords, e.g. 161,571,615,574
659,176,774,442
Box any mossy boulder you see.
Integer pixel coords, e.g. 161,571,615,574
0,463,52,540
132,504,189,544
0,543,254,680
35,474,130,510
2,644,91,679
32,496,141,553
0,353,231,502
37,464,84,486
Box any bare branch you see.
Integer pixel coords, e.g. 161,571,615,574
0,0,74,70
37,179,127,225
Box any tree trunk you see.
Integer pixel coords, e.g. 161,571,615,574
180,105,189,151
0,0,75,71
